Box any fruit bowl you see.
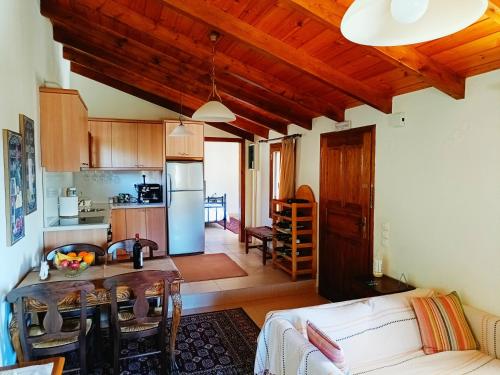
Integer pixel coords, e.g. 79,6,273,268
54,251,95,278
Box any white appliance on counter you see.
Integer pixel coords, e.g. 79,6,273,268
166,161,205,255
59,196,78,217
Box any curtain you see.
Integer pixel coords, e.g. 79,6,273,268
279,137,296,200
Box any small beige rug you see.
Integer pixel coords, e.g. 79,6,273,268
172,253,248,282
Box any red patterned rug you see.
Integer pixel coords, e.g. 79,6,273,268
217,217,240,235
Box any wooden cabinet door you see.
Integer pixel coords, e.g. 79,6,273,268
111,209,127,242
77,97,90,168
125,208,147,239
89,120,112,168
319,126,375,302
138,122,164,168
40,89,82,172
112,122,138,167
184,123,204,158
146,207,166,254
165,122,187,159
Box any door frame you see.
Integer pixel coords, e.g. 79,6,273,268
319,125,376,286
204,137,246,242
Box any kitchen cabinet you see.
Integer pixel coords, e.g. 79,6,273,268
138,123,165,168
111,207,166,252
89,120,112,167
165,120,204,160
40,87,89,171
43,228,107,252
89,119,164,169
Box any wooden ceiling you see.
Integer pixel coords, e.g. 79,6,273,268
41,0,500,140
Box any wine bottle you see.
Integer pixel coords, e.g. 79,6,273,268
133,233,143,269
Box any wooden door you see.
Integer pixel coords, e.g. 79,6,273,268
111,209,127,242
137,122,164,168
165,122,186,159
89,120,112,168
125,208,147,239
146,207,166,254
319,126,375,302
184,123,204,158
111,122,138,167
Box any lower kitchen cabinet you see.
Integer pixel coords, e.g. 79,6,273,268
43,229,108,252
111,207,166,253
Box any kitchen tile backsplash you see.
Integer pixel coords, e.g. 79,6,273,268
74,170,162,203
43,171,74,226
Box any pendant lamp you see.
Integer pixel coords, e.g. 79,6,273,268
169,92,193,137
192,32,236,122
341,0,488,46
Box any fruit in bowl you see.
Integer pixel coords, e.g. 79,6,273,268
54,251,93,277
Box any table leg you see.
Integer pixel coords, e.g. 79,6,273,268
262,240,268,265
245,231,250,254
170,281,182,372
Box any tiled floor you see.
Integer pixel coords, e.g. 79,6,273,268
179,224,329,326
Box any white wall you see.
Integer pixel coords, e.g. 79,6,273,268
0,0,70,365
204,142,240,218
257,70,500,315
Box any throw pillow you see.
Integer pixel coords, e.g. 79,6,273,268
306,320,350,374
411,291,477,354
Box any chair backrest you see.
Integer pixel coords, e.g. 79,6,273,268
103,270,174,333
6,281,94,356
106,238,158,260
45,243,106,268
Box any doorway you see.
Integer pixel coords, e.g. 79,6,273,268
319,126,375,302
204,137,245,243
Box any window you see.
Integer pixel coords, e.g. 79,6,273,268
269,143,282,217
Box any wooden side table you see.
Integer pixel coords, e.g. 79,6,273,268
350,275,415,299
245,226,274,265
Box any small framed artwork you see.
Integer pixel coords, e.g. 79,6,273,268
3,129,25,245
19,114,37,215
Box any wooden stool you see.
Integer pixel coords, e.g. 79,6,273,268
245,226,273,265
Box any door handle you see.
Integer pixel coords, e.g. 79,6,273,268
167,173,173,208
360,216,367,239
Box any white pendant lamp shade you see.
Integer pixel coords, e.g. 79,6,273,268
169,122,193,137
192,100,236,122
341,0,488,46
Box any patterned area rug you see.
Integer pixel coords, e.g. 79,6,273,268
65,308,259,374
216,217,240,235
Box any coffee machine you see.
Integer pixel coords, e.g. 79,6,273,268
135,175,163,204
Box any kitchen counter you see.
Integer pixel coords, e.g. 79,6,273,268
43,216,110,232
110,203,165,209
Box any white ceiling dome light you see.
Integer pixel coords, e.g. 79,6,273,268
341,0,488,46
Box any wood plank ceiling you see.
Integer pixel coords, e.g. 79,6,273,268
41,0,500,140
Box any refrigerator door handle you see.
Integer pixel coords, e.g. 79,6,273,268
167,173,173,208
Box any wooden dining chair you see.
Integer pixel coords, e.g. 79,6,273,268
6,281,95,375
45,243,106,268
103,270,175,375
107,238,159,261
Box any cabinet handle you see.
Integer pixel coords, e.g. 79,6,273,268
81,163,89,166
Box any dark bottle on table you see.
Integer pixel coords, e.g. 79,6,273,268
133,233,143,269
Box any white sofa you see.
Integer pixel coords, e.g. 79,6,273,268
254,289,500,374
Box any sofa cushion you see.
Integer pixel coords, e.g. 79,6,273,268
307,320,349,373
463,305,500,359
351,349,500,374
412,292,477,354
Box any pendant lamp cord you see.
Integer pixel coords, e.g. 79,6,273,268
179,92,185,125
209,37,223,102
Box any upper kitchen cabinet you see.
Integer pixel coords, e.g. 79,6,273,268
89,119,164,170
40,87,89,171
165,120,204,160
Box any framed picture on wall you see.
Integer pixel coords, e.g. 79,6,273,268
19,114,37,215
3,129,25,245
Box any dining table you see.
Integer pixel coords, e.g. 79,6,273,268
10,256,183,371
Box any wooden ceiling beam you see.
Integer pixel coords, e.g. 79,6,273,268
160,0,392,113
282,0,466,99
68,57,268,139
41,0,345,122
51,23,314,130
486,1,500,24
62,46,288,135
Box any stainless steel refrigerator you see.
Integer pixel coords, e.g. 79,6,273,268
166,161,205,255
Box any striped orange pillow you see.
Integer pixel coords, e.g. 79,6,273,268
306,320,350,373
411,291,477,354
